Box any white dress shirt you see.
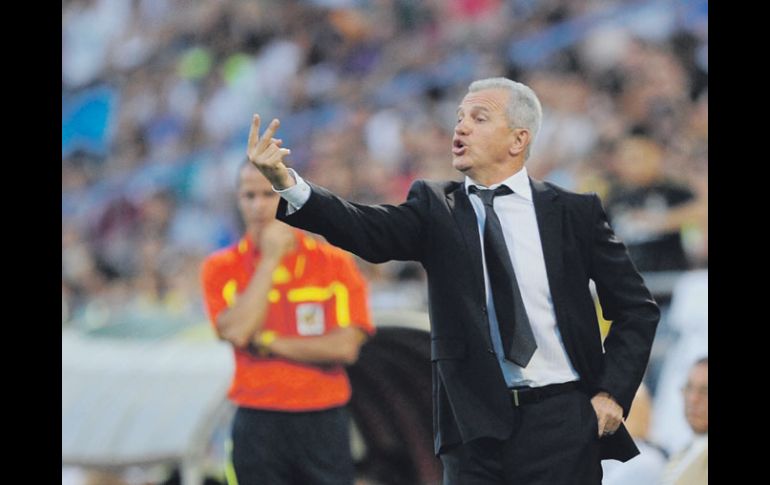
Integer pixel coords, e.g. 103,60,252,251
278,167,579,387
277,168,311,212
466,167,578,387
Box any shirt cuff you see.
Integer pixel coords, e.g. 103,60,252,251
274,168,311,214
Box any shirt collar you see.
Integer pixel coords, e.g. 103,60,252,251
238,230,306,258
237,234,257,257
464,167,532,201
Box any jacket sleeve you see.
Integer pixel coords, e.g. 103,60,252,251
276,180,428,264
589,193,660,416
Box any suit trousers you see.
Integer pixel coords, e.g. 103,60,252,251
440,388,603,485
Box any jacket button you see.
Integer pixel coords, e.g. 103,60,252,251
487,348,496,355
481,306,488,315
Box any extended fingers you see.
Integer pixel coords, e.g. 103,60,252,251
258,119,281,152
265,146,291,164
247,115,282,157
597,409,622,436
591,393,623,437
247,114,261,154
257,142,291,167
605,414,622,433
597,413,608,437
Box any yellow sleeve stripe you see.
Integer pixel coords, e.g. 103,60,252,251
222,279,238,307
294,254,306,278
287,282,350,327
303,237,317,250
333,282,350,326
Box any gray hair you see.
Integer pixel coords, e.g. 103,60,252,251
467,77,543,159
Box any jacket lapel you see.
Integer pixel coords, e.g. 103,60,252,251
530,179,569,329
447,185,492,346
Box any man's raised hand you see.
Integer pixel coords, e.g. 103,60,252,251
247,114,295,190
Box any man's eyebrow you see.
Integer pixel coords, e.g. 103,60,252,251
456,105,491,115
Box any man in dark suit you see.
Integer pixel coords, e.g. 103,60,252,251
246,77,660,485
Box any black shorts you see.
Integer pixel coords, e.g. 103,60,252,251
228,406,354,485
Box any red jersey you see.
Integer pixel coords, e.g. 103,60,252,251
201,230,375,411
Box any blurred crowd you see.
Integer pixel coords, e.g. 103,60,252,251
62,0,707,330
63,0,707,477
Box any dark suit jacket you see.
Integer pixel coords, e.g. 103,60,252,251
277,177,660,462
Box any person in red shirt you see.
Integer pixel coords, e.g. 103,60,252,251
201,159,375,485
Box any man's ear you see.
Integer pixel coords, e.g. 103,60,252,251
508,128,531,158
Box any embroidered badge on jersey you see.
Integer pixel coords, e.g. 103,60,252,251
296,303,325,335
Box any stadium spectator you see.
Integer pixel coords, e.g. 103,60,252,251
62,1,708,329
660,357,708,485
650,267,708,455
603,135,695,272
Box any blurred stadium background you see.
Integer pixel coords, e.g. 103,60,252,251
62,0,707,484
